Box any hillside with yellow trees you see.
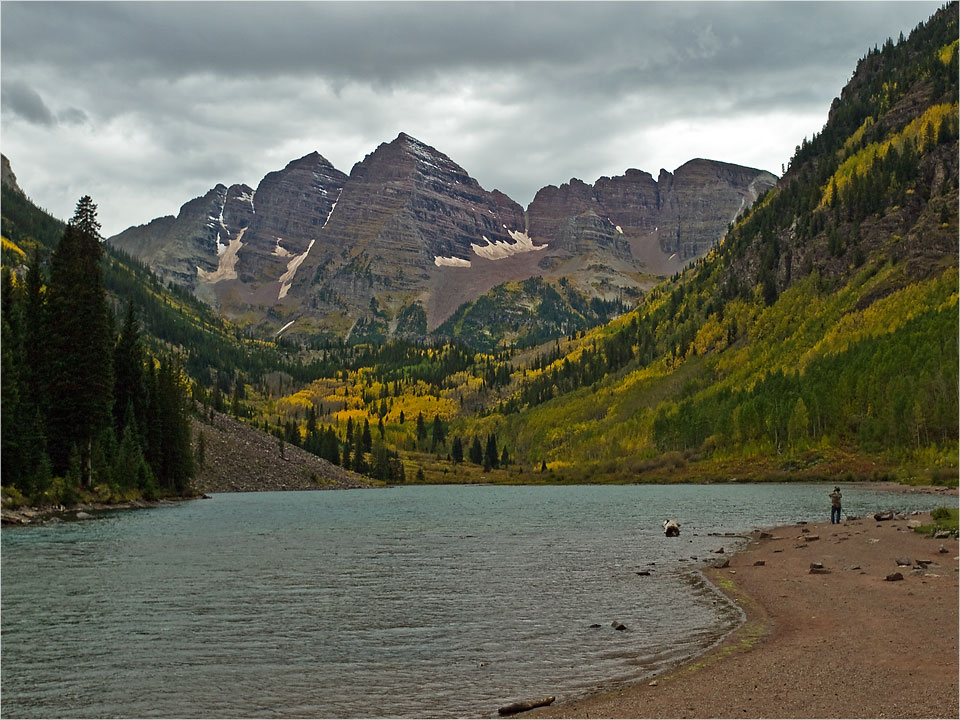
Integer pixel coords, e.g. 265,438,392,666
3,4,957,502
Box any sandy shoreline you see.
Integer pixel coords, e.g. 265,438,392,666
527,501,958,718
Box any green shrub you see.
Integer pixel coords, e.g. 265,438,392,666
1,486,28,508
916,506,959,537
931,506,952,521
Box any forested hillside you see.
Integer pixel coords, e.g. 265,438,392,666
2,4,957,498
2,196,197,504
462,3,959,483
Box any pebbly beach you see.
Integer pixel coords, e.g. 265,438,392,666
526,497,959,719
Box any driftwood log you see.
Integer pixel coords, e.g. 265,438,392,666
498,696,556,715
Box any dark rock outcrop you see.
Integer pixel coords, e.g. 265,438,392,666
1,154,24,196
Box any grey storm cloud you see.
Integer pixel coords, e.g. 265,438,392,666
0,1,944,236
1,2,938,91
1,79,56,126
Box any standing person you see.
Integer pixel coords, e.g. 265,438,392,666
829,486,843,524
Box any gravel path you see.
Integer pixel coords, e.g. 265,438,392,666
528,512,958,719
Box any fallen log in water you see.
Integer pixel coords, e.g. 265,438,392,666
498,696,556,715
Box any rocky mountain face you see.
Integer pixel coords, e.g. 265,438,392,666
109,182,255,294
107,133,776,344
1,154,23,195
528,160,777,275
286,133,533,338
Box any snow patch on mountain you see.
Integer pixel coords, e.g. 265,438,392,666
471,230,547,261
273,237,292,257
434,255,472,268
278,238,316,300
198,227,247,283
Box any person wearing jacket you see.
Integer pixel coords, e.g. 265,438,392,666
829,487,843,524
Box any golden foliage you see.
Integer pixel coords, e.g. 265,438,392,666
940,39,959,65
2,236,27,260
822,103,958,206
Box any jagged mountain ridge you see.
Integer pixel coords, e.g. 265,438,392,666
107,132,776,344
528,160,776,274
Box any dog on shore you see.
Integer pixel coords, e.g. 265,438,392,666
662,519,681,537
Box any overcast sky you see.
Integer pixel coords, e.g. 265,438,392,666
1,1,943,236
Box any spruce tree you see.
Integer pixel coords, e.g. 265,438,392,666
113,301,145,437
44,196,114,483
23,250,47,403
361,418,372,453
431,413,445,448
469,436,483,465
483,433,499,471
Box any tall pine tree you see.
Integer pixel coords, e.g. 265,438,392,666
43,196,114,483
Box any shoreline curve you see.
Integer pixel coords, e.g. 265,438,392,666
526,493,958,719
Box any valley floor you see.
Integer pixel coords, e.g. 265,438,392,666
526,496,959,719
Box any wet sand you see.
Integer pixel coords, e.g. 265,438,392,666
527,509,959,719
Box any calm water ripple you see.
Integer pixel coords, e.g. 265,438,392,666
2,484,953,718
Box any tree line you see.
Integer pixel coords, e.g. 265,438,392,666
2,197,195,504
652,304,958,457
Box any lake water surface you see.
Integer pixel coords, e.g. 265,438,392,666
2,484,953,718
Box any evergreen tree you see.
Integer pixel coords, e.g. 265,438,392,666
370,438,390,481
150,356,195,491
483,433,499,471
231,380,243,417
361,418,372,453
43,196,114,482
431,413,445,448
113,302,145,437
1,308,27,493
322,426,340,466
469,436,483,465
451,436,464,464
196,429,206,469
353,440,367,474
22,249,47,403
416,412,426,442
